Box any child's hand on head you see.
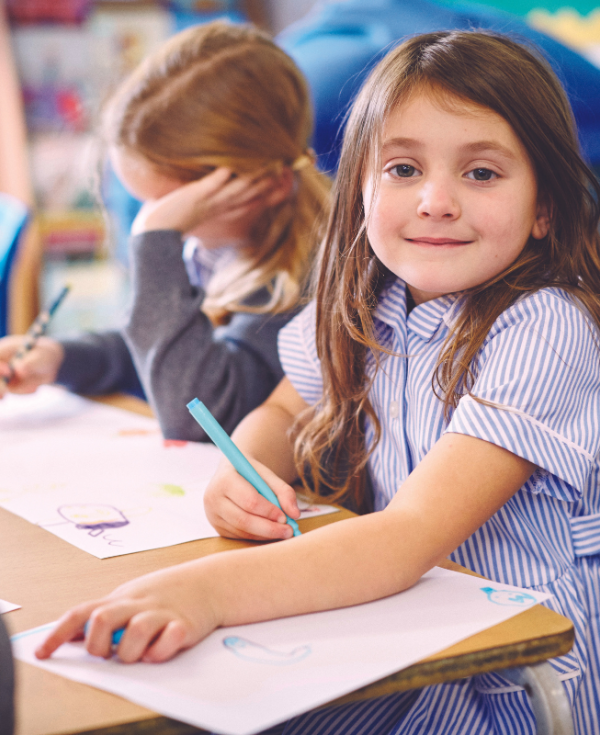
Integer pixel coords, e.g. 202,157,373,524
0,336,64,398
204,458,300,541
35,560,220,664
130,167,279,239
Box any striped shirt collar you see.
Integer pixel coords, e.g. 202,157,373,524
374,278,462,342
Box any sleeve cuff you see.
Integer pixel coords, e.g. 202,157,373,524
446,394,591,501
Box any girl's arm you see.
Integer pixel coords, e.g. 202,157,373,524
122,231,294,441
36,390,536,664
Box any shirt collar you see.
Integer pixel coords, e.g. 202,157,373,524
375,278,462,342
182,237,238,288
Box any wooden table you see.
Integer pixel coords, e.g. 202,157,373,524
0,395,574,735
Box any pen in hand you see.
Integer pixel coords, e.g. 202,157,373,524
187,398,301,537
2,285,70,385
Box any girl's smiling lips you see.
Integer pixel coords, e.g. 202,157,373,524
406,237,473,246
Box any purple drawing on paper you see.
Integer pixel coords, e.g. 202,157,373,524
57,504,129,537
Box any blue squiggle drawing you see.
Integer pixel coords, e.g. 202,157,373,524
223,636,311,665
481,587,537,607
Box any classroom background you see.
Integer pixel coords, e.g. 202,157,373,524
1,0,599,339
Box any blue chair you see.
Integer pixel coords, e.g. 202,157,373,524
0,192,29,338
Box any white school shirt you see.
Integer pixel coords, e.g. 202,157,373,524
182,237,237,288
278,278,600,734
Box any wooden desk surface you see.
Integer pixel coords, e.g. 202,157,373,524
1,395,574,735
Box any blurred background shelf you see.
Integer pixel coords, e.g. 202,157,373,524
2,0,599,337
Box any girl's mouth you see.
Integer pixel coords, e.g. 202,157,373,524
407,237,472,246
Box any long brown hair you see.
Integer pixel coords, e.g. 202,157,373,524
102,21,330,323
295,30,600,513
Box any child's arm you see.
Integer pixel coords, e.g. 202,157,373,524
36,380,536,664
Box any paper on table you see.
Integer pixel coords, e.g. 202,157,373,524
13,568,551,735
0,599,20,614
0,387,337,558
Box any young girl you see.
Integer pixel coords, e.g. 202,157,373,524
37,30,600,734
0,21,330,441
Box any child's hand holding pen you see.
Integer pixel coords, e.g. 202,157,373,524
0,286,69,398
204,453,301,541
0,336,64,398
35,558,221,664
128,166,288,239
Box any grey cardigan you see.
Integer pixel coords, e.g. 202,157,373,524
57,230,296,441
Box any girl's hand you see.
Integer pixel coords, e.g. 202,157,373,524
204,459,300,541
131,167,277,237
35,561,219,664
0,336,64,398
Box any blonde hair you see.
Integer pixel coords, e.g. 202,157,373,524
295,31,600,513
103,21,330,323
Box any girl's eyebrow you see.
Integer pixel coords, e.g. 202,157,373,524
381,137,517,161
460,140,518,160
381,137,421,152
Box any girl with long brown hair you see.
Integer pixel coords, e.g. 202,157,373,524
39,30,600,733
0,21,330,441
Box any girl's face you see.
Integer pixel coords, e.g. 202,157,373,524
362,90,549,305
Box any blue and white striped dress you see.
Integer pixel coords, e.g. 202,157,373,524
274,279,600,735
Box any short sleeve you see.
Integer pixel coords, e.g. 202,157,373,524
278,301,323,405
446,290,600,500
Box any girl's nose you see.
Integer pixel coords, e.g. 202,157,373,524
416,180,460,220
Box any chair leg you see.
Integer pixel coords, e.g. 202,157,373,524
502,662,574,735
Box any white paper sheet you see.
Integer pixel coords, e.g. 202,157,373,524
0,599,20,614
13,568,551,735
0,387,337,557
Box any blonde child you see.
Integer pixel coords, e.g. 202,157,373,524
38,30,600,734
0,21,329,441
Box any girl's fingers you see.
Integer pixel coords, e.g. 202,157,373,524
35,600,100,659
249,463,300,520
224,480,289,524
115,610,177,663
208,171,276,212
85,601,148,659
218,498,294,541
142,619,190,663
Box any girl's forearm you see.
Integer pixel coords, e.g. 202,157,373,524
199,433,537,628
198,507,429,627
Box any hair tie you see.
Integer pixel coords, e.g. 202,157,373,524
291,148,316,171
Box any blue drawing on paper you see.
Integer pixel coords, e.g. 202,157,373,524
481,587,537,607
223,636,311,665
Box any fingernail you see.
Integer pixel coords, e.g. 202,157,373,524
277,515,287,524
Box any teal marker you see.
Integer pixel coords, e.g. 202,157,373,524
187,398,301,537
84,621,124,646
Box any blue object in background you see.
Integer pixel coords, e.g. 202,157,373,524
0,193,28,338
277,0,600,173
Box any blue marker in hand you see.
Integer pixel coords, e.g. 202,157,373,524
84,621,124,646
187,398,301,537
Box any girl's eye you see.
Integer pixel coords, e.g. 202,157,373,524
388,164,419,178
467,168,497,182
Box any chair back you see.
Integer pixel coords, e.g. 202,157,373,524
0,192,28,337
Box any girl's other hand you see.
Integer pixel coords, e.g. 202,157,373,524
0,336,64,398
130,167,278,238
204,459,300,541
34,560,219,664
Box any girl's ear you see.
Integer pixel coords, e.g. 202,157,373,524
264,167,295,207
532,201,550,240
